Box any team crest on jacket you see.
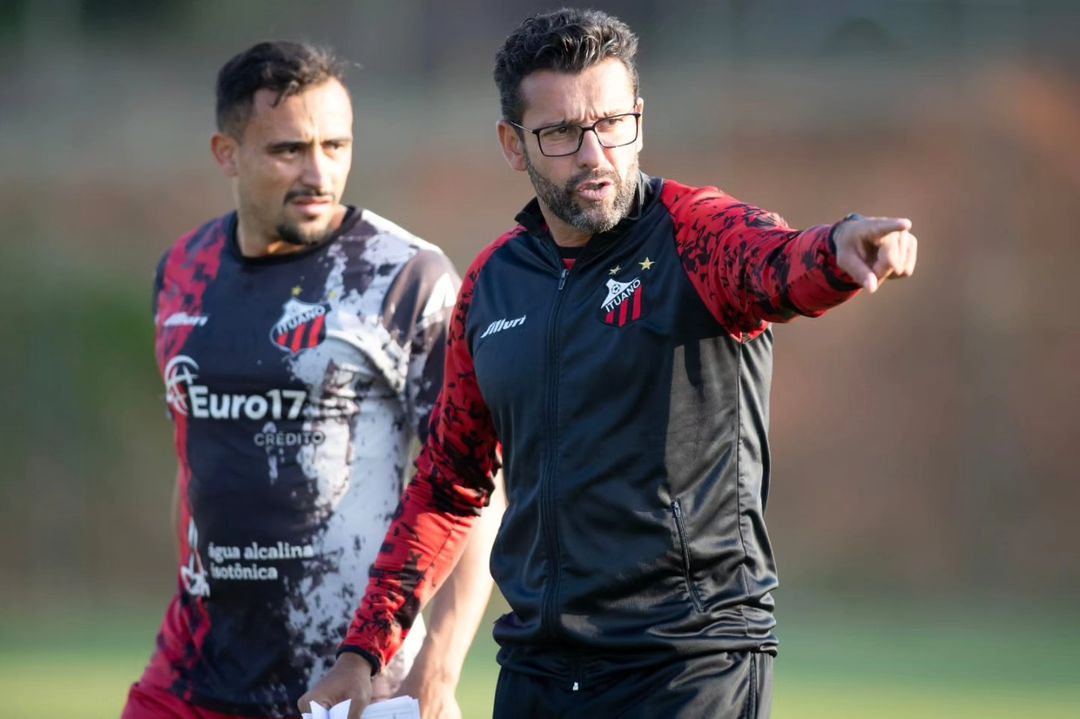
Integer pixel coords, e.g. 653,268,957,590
270,298,329,352
601,276,646,326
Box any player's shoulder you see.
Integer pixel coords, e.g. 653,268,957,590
159,212,232,267
155,212,233,283
657,178,786,230
462,224,527,281
167,212,232,254
338,208,454,277
343,208,445,257
658,178,734,213
335,208,459,311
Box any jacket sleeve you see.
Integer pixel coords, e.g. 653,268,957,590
660,180,861,341
338,238,508,673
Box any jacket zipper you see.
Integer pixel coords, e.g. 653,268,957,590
672,498,705,613
540,266,570,638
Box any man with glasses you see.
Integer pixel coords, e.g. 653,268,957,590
304,8,917,718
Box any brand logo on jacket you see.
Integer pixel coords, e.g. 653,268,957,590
162,311,209,328
601,276,645,326
271,298,329,352
480,315,527,339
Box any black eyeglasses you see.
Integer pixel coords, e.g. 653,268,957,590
508,112,642,157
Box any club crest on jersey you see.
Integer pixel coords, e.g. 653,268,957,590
270,299,329,352
601,276,645,326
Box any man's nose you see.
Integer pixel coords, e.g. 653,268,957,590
576,128,608,168
300,147,331,189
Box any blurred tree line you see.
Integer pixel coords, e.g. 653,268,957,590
2,0,1078,612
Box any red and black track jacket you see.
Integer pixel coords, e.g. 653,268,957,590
341,174,860,679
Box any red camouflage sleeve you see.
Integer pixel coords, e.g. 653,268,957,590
660,180,861,341
337,232,517,672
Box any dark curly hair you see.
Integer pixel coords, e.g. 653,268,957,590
494,8,639,124
216,41,347,138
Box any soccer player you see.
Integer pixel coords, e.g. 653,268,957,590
122,41,504,719
303,9,918,719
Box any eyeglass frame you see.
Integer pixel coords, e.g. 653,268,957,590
507,112,643,157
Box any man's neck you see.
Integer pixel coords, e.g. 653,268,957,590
537,204,591,249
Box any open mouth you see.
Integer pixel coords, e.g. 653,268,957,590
576,179,613,201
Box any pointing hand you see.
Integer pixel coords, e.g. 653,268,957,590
833,214,918,293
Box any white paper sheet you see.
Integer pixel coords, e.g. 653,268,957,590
303,695,420,719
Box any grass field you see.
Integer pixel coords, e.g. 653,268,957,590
3,599,1077,718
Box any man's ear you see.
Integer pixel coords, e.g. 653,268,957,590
635,96,644,153
497,120,528,172
211,132,240,178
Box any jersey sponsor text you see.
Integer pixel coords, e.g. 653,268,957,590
165,355,309,420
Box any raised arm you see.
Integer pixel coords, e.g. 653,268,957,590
661,181,916,339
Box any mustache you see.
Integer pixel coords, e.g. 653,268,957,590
284,189,333,203
568,169,619,189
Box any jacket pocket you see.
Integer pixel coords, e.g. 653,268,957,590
671,498,705,613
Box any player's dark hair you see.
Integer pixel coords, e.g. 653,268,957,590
494,8,639,125
216,41,347,137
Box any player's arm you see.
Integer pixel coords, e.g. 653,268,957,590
172,469,183,563
299,245,504,719
396,470,505,718
663,182,916,337
154,253,187,566
381,247,505,715
299,341,499,719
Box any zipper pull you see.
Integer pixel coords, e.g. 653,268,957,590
571,681,580,692
558,268,568,290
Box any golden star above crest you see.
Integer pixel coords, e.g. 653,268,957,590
291,286,302,296
639,257,655,270
609,265,621,276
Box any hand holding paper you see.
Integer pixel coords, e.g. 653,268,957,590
302,696,421,719
298,652,375,719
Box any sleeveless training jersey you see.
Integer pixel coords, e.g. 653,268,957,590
140,207,459,716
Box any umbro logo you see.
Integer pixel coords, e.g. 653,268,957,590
480,315,526,339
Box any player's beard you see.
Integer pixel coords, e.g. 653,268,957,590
525,153,639,236
277,190,339,246
275,220,336,247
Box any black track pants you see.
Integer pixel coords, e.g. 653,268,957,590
492,651,773,719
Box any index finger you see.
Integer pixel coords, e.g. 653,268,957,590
860,217,912,241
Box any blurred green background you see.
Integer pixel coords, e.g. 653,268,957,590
2,1,1079,716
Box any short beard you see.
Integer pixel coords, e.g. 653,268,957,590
525,153,639,236
276,189,338,246
275,221,335,247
